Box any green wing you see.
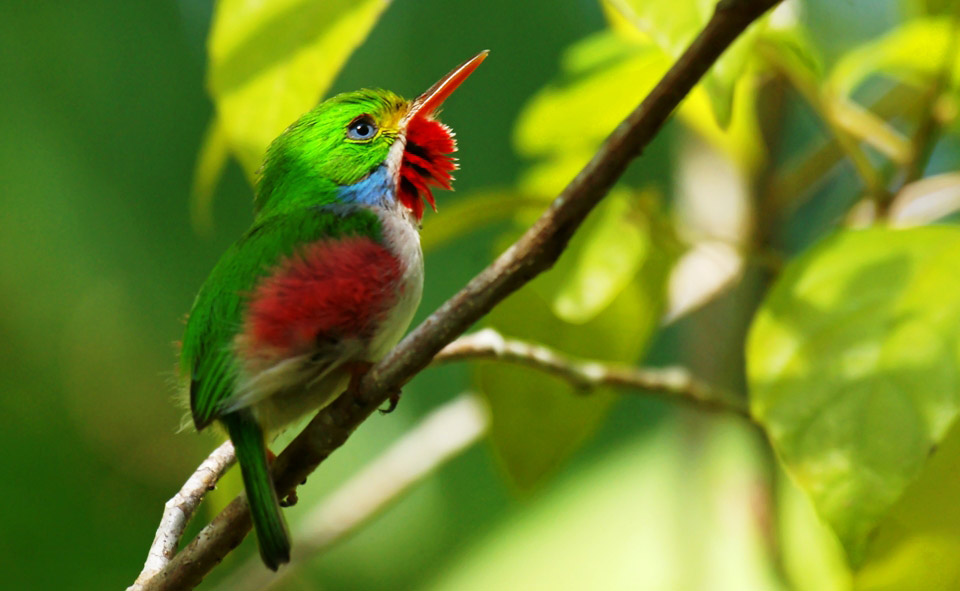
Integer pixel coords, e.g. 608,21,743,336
182,204,382,430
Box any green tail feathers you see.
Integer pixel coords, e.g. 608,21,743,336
223,411,291,570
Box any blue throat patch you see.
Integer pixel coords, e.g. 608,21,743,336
337,164,395,208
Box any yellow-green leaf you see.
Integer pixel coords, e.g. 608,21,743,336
513,32,667,166
426,420,787,591
602,0,763,128
829,17,960,99
514,29,763,188
207,0,392,180
854,420,960,590
538,188,672,324
480,250,669,489
748,226,960,564
420,191,546,254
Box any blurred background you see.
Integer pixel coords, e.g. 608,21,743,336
0,0,949,590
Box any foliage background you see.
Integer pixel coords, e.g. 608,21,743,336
2,1,956,590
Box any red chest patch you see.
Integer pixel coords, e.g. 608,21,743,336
242,237,403,353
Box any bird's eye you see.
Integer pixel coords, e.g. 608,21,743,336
347,117,378,141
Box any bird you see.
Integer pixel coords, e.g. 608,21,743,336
179,51,487,570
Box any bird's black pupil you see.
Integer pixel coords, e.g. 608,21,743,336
355,123,370,136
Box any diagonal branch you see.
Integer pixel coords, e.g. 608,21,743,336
130,331,744,591
128,441,236,591
136,1,781,588
218,330,748,591
213,393,488,591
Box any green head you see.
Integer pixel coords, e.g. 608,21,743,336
255,51,488,220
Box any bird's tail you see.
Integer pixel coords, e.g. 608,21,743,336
222,411,291,570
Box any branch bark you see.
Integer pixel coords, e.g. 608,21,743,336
435,328,749,418
137,1,781,588
128,441,236,591
214,393,488,591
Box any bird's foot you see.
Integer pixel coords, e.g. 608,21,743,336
378,390,402,415
345,361,374,408
280,489,299,508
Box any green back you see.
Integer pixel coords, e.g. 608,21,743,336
183,205,383,429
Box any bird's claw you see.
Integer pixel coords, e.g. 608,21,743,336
279,489,299,508
378,390,402,415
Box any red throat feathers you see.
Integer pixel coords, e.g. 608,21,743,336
398,115,457,221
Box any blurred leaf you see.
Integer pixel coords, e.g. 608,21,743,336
829,17,960,99
747,227,960,564
901,0,960,16
514,30,762,191
853,420,960,591
602,0,763,127
512,32,669,197
427,420,786,591
420,191,545,253
676,70,765,172
480,273,665,489
190,118,229,235
206,0,392,181
757,26,825,83
514,32,667,168
474,189,676,490
779,469,854,591
546,190,656,323
828,97,912,164
889,172,960,226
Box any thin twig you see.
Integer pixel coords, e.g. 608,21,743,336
216,328,746,591
434,328,750,418
757,41,889,202
214,394,488,591
766,83,924,214
136,2,781,588
127,441,236,591
895,8,960,191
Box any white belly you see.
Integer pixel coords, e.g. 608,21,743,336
367,207,424,360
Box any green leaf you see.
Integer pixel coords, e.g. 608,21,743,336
853,420,960,590
207,0,392,181
602,0,762,128
514,28,763,190
757,27,826,84
778,470,853,591
480,272,666,489
747,226,960,564
539,189,672,324
513,32,668,170
901,0,960,16
419,191,545,254
426,420,787,591
829,17,960,99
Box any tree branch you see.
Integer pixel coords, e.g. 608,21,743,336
213,393,488,591
434,328,749,418
214,327,746,591
896,6,960,190
127,441,236,591
136,1,781,588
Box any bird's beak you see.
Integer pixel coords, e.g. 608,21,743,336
402,50,488,124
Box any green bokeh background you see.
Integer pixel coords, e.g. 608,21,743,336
0,1,912,590
0,1,606,588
